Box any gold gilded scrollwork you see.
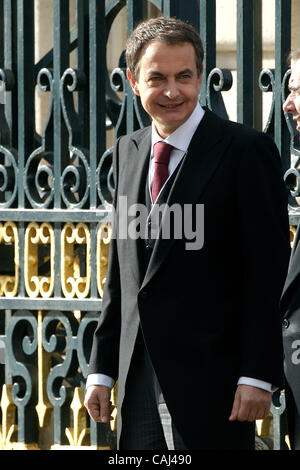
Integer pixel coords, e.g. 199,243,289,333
24,222,55,298
110,384,118,432
0,222,19,297
0,385,18,449
290,225,297,248
97,223,112,298
61,223,91,298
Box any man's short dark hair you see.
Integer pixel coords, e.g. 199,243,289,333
288,49,300,65
126,16,204,79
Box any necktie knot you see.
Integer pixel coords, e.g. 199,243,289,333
151,141,173,202
153,141,173,165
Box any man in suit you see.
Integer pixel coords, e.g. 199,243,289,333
84,17,290,450
280,49,300,450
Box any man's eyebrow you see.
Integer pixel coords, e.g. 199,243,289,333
146,68,194,77
176,68,194,75
146,70,165,77
288,85,300,92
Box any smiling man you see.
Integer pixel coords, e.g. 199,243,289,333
283,50,300,133
84,17,290,450
127,40,202,138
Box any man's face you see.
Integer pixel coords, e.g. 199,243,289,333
283,58,300,133
127,41,203,139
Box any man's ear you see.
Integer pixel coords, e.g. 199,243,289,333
126,68,140,96
196,64,204,93
200,63,204,78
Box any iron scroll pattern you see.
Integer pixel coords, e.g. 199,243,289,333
0,0,126,450
0,0,296,450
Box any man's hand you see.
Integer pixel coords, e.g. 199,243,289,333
229,384,272,422
84,385,115,423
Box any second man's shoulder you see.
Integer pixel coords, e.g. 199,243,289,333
210,109,274,147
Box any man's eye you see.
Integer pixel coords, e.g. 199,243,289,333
289,90,300,98
149,76,163,82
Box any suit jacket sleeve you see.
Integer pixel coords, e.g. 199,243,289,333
87,138,122,381
236,131,290,388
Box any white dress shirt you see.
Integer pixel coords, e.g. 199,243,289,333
86,102,274,393
148,101,205,203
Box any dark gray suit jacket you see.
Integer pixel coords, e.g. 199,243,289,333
281,224,300,448
89,108,290,449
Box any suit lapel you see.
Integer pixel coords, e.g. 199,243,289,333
141,108,231,291
281,224,300,302
124,128,151,285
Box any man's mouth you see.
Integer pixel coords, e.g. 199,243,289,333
294,117,300,130
159,102,184,109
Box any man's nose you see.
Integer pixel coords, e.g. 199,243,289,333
283,94,296,114
164,79,180,99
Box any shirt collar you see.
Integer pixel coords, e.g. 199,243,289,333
151,102,205,155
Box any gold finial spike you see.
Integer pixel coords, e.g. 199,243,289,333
65,387,89,446
35,311,52,428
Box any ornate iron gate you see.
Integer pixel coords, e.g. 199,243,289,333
0,0,297,450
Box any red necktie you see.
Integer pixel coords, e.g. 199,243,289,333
151,141,173,202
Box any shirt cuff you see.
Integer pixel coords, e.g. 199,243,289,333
238,376,277,393
86,373,115,389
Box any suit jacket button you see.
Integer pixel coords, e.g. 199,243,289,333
141,290,148,298
282,319,289,329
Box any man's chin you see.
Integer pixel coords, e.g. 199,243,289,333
155,110,191,126
154,118,186,136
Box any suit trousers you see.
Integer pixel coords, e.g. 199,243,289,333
119,330,187,450
293,414,300,449
285,384,300,449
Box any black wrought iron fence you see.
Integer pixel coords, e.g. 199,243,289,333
0,0,297,450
